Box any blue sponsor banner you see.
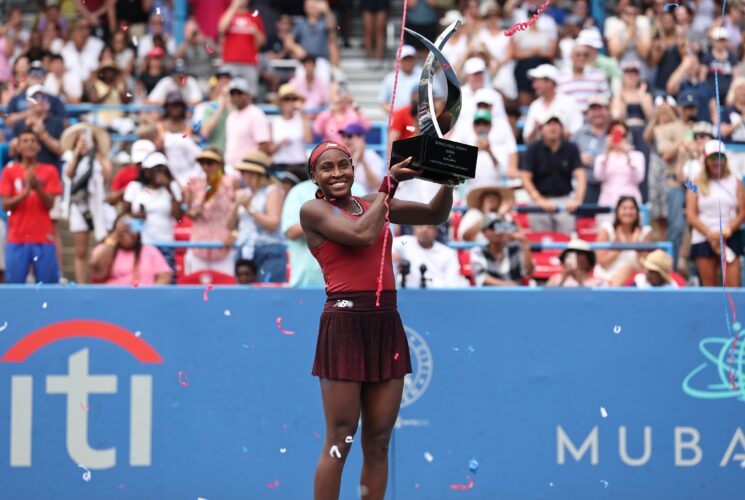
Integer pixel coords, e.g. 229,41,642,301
0,287,744,499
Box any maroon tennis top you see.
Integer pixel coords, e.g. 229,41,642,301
310,197,396,294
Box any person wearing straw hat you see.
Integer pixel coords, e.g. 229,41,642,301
84,59,131,130
459,182,514,242
268,83,311,178
182,146,239,276
60,123,115,283
470,213,534,287
631,249,679,288
226,150,286,282
547,239,605,287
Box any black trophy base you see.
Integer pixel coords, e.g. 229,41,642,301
390,135,477,184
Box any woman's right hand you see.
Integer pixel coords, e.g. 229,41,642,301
390,157,421,182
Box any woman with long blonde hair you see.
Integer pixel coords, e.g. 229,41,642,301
686,140,745,286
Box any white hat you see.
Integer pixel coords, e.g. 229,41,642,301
474,88,495,105
576,28,603,49
141,152,169,169
131,139,157,164
440,10,462,26
114,150,132,165
711,27,730,40
400,45,417,58
704,140,727,157
463,57,486,76
527,64,559,83
228,77,250,94
26,84,46,97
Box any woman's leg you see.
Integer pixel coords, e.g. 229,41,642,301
73,231,90,284
725,256,742,287
359,378,405,500
363,11,374,60
374,10,387,62
315,379,362,500
696,257,719,287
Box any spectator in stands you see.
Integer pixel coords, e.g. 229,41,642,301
313,82,371,143
451,57,509,140
60,124,115,284
438,10,468,70
523,64,582,143
340,123,383,194
557,43,610,111
611,61,653,150
76,0,115,40
36,0,70,39
107,139,156,207
61,19,104,83
261,14,296,91
192,67,232,153
717,78,745,176
605,1,652,79
521,115,585,234
148,59,203,107
137,47,169,98
289,55,330,111
362,0,387,69
226,151,286,282
175,19,218,95
379,45,420,113
225,77,272,168
404,0,439,48
0,20,18,85
478,2,515,98
594,196,653,286
9,85,64,168
702,27,736,109
650,11,684,94
218,0,266,95
458,183,513,242
454,108,519,185
85,60,133,133
109,29,136,76
6,62,66,128
276,170,302,196
576,28,621,96
268,84,312,176
393,225,467,288
679,121,715,182
0,129,62,284
470,214,533,287
593,120,646,211
234,258,257,284
90,214,172,285
687,140,745,287
44,54,83,104
547,239,604,287
667,50,709,122
123,152,183,275
285,0,339,68
510,6,558,106
183,147,239,275
159,91,202,185
137,14,176,62
574,95,610,204
631,249,678,288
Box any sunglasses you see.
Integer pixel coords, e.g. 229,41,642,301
281,96,298,102
229,90,244,96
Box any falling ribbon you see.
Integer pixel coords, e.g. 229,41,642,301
178,370,189,387
205,43,214,54
329,445,342,459
504,0,552,37
203,284,213,301
449,475,474,490
266,479,279,489
78,464,92,482
276,317,296,335
0,321,7,332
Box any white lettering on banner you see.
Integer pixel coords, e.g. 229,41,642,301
720,428,745,467
675,427,702,467
557,426,599,465
619,426,652,466
9,348,153,469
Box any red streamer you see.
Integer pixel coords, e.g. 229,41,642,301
203,284,213,302
504,0,552,37
266,479,280,489
276,317,296,335
450,475,475,490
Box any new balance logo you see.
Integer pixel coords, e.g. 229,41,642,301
333,300,354,308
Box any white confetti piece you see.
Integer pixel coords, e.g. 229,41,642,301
358,485,369,496
406,125,416,132
0,321,8,332
224,310,231,317
344,435,353,443
78,464,91,481
156,7,161,14
740,459,745,468
280,447,286,454
549,482,554,487
424,451,434,462
613,325,621,334
198,497,208,500
600,480,609,488
600,406,608,418
329,445,341,459
42,302,48,309
132,36,138,46
252,9,259,16
134,331,142,337
33,256,38,262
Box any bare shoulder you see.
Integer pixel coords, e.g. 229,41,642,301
300,198,327,223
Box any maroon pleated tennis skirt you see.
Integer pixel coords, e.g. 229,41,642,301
312,291,413,382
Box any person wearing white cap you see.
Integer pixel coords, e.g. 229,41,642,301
700,26,737,109
523,64,583,142
378,45,421,113
108,139,157,207
450,57,509,143
225,77,271,168
557,44,610,111
687,140,745,287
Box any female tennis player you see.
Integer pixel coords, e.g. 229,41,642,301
300,141,455,499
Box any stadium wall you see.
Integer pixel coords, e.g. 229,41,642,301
0,287,743,499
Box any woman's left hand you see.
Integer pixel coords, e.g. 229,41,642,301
390,157,421,182
723,227,733,239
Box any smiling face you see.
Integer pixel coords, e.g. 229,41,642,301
616,198,639,227
311,149,354,199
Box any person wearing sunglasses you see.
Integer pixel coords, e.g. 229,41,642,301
686,141,745,287
557,44,609,112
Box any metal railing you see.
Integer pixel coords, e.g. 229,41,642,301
448,241,675,256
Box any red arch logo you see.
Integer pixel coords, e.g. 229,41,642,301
0,320,163,363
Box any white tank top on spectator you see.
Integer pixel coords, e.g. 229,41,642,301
593,221,652,281
163,132,204,185
237,184,284,259
691,175,739,245
270,113,306,165
123,180,182,243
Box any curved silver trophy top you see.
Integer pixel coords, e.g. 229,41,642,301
403,21,463,139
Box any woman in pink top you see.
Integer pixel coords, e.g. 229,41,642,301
90,215,172,285
289,55,330,111
593,120,646,211
183,146,239,276
313,82,371,143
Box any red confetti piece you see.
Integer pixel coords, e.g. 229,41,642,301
266,479,279,489
450,475,474,490
276,317,296,335
131,280,139,288
394,352,399,360
178,370,189,387
181,75,186,86
504,0,552,37
203,284,213,301
122,24,129,31
205,43,214,54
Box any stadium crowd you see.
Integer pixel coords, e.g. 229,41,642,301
0,0,743,289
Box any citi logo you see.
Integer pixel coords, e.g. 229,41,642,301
1,320,163,470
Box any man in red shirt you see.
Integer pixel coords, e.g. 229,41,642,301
0,129,62,284
218,0,266,96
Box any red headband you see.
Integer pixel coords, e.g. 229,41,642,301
307,141,352,177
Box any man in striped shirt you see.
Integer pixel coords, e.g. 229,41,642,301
557,44,610,111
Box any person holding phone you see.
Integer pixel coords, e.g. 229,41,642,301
593,119,645,218
90,214,172,285
547,239,604,287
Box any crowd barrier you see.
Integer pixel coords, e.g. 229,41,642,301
0,287,743,499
